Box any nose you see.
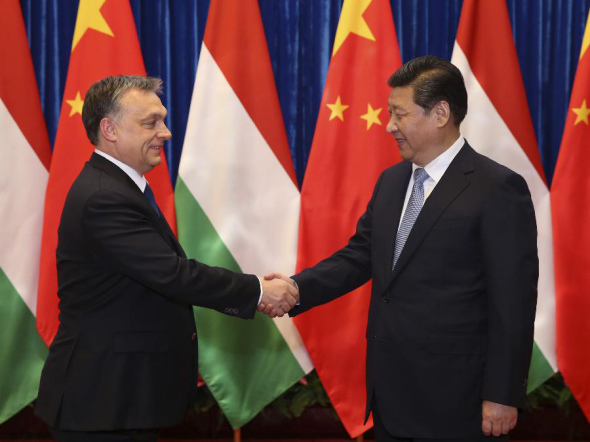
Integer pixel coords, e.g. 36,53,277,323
159,123,172,140
386,116,397,134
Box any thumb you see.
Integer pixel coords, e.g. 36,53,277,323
264,272,277,280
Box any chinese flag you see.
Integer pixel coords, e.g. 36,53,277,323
294,0,402,437
36,0,176,346
552,11,590,421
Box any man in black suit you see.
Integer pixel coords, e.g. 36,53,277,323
35,75,298,441
262,56,538,441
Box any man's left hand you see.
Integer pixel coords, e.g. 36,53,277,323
482,400,517,437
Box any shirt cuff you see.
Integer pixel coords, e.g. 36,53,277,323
257,276,263,305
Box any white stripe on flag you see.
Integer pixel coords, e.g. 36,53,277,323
179,45,312,373
0,99,48,316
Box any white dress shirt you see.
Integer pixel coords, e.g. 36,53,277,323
94,149,148,192
398,135,465,230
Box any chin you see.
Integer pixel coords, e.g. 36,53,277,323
399,150,412,162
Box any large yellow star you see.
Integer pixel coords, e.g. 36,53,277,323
573,99,590,126
360,104,382,130
326,96,349,122
66,91,85,117
72,0,114,51
332,0,375,56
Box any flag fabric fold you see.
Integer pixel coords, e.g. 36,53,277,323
0,0,51,423
175,0,312,428
294,0,402,437
552,11,590,422
450,0,556,391
36,0,176,346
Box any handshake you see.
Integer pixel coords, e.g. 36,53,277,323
257,272,299,318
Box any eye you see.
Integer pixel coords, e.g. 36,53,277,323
144,121,156,128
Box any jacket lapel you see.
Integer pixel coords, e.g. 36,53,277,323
379,161,413,284
386,144,476,287
157,210,185,257
89,153,184,256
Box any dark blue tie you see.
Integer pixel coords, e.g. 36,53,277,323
144,183,160,216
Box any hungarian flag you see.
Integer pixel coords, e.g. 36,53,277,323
552,11,590,421
36,0,176,346
294,0,402,436
0,0,51,422
451,0,556,390
175,0,312,428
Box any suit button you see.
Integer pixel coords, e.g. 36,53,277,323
191,333,197,341
382,294,390,303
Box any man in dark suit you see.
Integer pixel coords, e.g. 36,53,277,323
262,56,538,440
35,75,298,441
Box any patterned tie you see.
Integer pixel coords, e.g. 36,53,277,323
144,183,160,216
392,167,429,270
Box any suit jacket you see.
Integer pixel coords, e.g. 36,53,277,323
290,143,538,438
35,153,260,431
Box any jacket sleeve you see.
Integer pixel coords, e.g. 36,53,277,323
82,189,260,319
290,172,385,316
480,172,539,407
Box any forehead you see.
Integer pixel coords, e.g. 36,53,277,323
388,86,416,108
118,88,167,117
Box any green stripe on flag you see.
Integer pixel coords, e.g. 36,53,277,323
527,341,554,393
175,177,304,427
0,269,47,423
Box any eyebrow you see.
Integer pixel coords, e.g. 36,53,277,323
140,111,167,121
388,104,406,111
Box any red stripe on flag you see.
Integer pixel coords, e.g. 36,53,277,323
203,0,296,185
294,0,402,437
36,0,176,345
0,0,51,170
456,0,546,183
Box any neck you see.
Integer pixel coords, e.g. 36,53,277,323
415,129,460,166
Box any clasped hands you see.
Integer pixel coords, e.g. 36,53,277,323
258,272,298,318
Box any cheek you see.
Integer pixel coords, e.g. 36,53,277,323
395,122,410,138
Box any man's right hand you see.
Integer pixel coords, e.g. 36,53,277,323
259,275,299,318
482,400,517,437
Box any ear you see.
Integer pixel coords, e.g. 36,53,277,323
99,117,117,143
434,101,451,128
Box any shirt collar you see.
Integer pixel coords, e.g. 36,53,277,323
413,135,465,183
94,149,147,192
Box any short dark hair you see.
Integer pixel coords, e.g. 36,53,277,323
388,55,467,125
82,75,163,145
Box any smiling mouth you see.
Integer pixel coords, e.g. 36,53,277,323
149,146,162,151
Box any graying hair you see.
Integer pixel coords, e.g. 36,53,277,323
82,75,163,145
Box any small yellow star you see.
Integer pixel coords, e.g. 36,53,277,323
332,0,375,56
573,99,590,126
360,103,382,130
72,0,114,51
326,96,349,122
66,91,84,117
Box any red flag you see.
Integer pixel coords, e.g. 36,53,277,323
552,11,590,421
36,0,176,345
294,0,402,436
0,0,51,170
